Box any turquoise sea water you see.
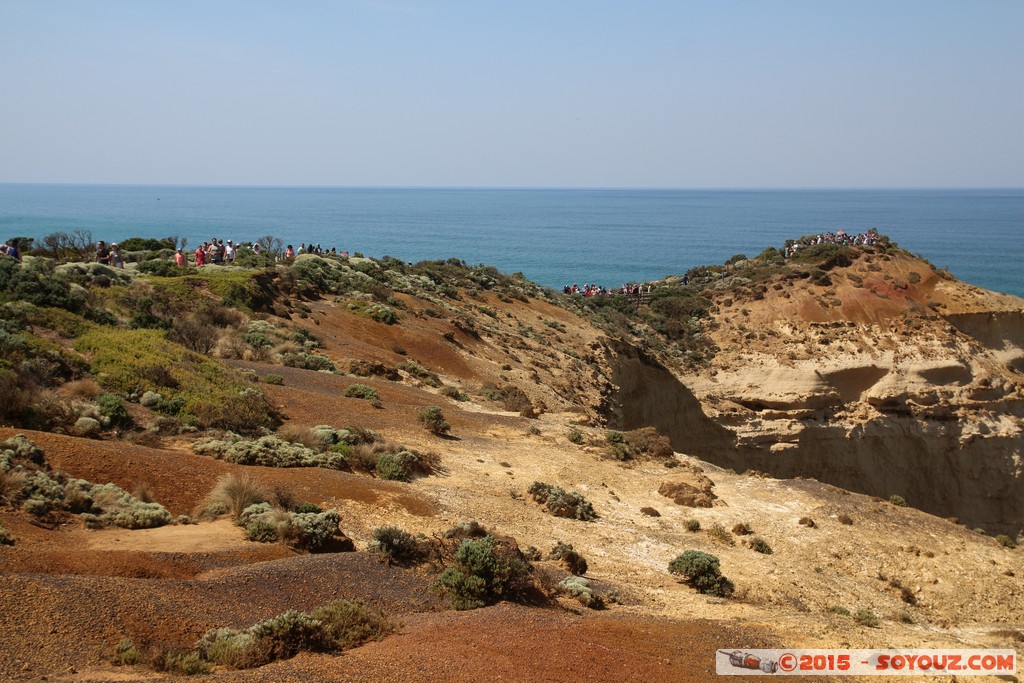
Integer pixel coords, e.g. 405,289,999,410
1,185,1021,297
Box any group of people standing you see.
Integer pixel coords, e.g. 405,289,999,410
563,282,655,300
95,241,125,268
192,238,235,266
1,240,22,261
784,229,879,258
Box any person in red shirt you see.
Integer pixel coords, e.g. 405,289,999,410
195,244,206,266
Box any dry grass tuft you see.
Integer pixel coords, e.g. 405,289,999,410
277,424,323,451
62,379,102,399
199,472,272,520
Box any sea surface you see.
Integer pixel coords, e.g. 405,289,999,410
1,185,1021,297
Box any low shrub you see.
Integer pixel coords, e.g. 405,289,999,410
567,428,584,445
240,503,348,552
2,435,172,528
440,385,468,401
527,481,597,521
66,480,173,529
194,434,347,470
668,550,734,597
0,521,13,545
370,526,422,565
365,303,398,324
435,535,533,610
684,518,701,532
731,522,752,535
838,514,854,525
263,374,284,385
995,534,1016,549
281,351,336,372
162,650,212,675
854,609,880,628
195,600,391,669
557,576,604,609
110,638,141,666
344,384,379,400
547,541,588,575
418,406,451,435
748,536,773,554
828,605,851,616
349,360,400,380
889,495,907,507
97,392,132,428
707,522,735,546
398,361,441,387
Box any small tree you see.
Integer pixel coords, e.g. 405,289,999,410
418,406,450,435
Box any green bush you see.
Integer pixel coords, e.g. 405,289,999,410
748,536,773,554
995,534,1017,549
889,495,907,507
398,361,441,387
440,385,468,401
110,638,141,666
137,259,183,277
263,374,284,385
97,392,132,428
527,481,596,521
245,518,279,543
371,526,422,565
854,609,880,627
418,405,451,435
119,237,175,252
344,384,379,400
435,535,532,610
365,303,398,324
567,428,584,445
163,650,212,675
668,550,734,597
374,452,413,481
75,327,278,432
281,351,336,372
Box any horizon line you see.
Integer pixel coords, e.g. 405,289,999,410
1,182,1023,192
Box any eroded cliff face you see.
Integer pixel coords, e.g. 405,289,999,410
601,251,1024,535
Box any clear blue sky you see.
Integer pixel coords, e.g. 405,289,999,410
1,0,1021,187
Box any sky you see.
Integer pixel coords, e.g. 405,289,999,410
1,0,1022,188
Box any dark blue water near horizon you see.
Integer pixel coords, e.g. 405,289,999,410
1,185,1022,297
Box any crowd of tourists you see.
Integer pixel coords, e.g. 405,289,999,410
784,228,880,258
563,282,659,300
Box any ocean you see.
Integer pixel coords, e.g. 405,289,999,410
1,185,1021,297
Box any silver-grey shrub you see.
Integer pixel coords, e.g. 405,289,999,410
194,433,346,469
557,576,604,609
